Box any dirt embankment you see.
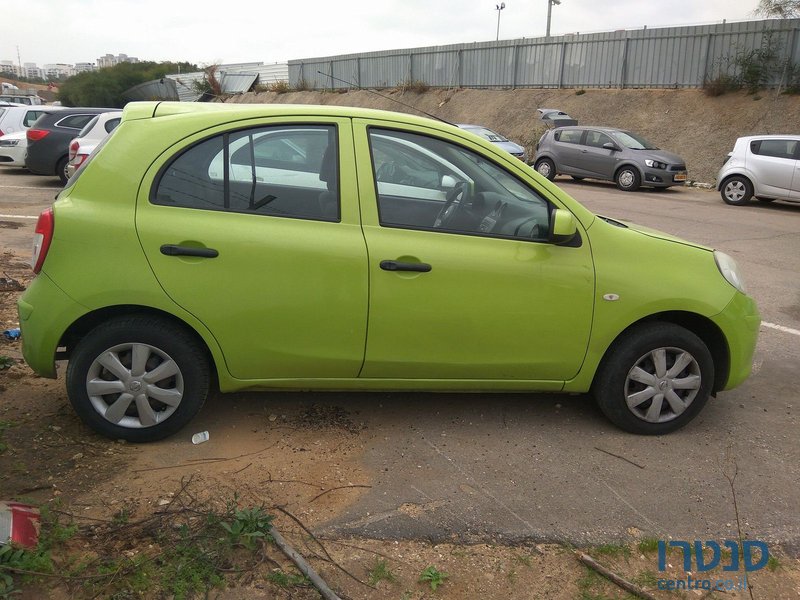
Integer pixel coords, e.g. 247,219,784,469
228,87,800,185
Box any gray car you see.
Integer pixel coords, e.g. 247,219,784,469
534,126,687,191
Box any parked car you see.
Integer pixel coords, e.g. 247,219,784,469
0,105,61,137
534,126,687,191
717,135,800,205
25,108,112,184
0,94,43,105
66,111,123,178
18,102,759,442
457,124,526,161
0,131,29,167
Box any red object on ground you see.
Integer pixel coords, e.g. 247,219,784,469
0,502,40,548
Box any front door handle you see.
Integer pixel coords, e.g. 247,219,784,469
380,260,431,273
160,244,219,258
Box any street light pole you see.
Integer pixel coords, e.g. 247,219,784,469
495,3,505,41
546,0,561,38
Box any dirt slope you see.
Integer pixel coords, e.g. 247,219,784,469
228,87,800,185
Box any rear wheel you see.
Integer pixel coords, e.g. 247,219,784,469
615,166,641,191
56,156,69,186
66,315,210,442
720,176,753,205
593,323,713,435
535,158,556,180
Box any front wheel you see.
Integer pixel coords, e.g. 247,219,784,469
66,315,210,442
592,323,713,435
615,166,641,191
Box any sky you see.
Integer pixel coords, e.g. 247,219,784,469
6,0,762,68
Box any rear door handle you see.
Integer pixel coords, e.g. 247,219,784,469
160,244,219,258
380,260,431,273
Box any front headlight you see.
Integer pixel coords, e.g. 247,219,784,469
644,159,667,169
714,251,746,293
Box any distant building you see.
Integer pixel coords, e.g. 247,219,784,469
0,61,17,76
43,64,74,79
74,63,95,73
97,53,140,69
21,63,43,80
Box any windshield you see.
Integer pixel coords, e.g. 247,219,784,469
614,131,659,150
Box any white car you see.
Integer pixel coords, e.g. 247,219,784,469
0,105,61,137
66,111,123,178
717,135,800,205
0,130,28,167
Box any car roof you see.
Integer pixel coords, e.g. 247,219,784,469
735,134,800,141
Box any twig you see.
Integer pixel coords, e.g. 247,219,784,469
575,552,657,600
722,444,756,600
309,485,372,503
132,442,280,472
594,447,646,469
231,462,252,475
268,524,343,600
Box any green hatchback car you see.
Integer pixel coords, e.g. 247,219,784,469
18,102,760,442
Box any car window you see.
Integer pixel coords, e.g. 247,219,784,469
56,114,98,130
614,131,659,150
555,129,583,144
105,118,121,134
750,139,798,160
23,110,46,128
368,128,550,242
76,115,100,138
585,131,614,148
0,108,6,121
153,125,338,222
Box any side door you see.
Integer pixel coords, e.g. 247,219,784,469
580,130,618,179
551,128,586,175
136,118,369,380
748,138,798,199
353,121,595,383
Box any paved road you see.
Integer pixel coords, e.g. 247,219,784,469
2,169,799,551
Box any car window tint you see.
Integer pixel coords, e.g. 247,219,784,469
153,125,338,222
368,128,550,242
57,114,97,129
585,131,613,148
104,118,121,134
557,129,583,144
751,139,798,160
23,110,46,128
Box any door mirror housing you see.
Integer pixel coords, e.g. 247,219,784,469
602,142,620,152
550,209,579,245
441,175,457,189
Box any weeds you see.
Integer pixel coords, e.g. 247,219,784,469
767,555,781,571
267,80,291,94
0,420,12,454
637,538,659,554
592,543,631,559
575,89,586,95
419,565,448,591
367,558,396,585
399,79,430,93
267,568,310,588
0,356,13,370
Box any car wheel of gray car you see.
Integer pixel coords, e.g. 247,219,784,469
592,322,713,435
535,158,556,181
57,156,70,186
720,176,753,205
66,315,210,442
615,166,641,191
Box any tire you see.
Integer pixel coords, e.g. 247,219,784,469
615,166,641,191
592,323,713,435
66,315,210,442
56,156,69,186
720,176,753,205
535,158,556,181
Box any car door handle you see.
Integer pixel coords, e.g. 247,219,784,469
380,260,431,273
160,244,219,258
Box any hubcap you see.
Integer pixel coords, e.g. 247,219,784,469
725,181,745,201
86,343,184,429
624,347,701,423
537,162,551,177
619,170,634,188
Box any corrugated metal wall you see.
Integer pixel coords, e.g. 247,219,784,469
288,19,800,90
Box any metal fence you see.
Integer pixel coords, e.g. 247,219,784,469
289,19,800,90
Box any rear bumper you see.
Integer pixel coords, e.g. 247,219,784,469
18,272,87,379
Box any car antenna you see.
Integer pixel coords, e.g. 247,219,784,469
316,71,455,126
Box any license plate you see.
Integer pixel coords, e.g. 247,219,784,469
673,171,687,182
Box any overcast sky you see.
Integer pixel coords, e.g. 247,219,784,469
8,0,761,67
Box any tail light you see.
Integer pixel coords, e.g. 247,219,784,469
26,129,49,142
31,208,54,274
68,140,80,161
0,129,4,137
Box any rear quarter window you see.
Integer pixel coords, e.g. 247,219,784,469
56,114,98,130
750,139,799,160
555,129,583,144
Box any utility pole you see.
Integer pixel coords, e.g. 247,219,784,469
16,45,22,79
546,0,561,38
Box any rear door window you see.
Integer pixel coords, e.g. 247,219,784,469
750,139,798,160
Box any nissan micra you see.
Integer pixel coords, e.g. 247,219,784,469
18,102,760,442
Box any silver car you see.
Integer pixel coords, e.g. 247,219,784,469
717,135,800,206
534,126,687,191
457,124,527,162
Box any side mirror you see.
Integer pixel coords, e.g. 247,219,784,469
441,175,457,189
549,209,579,245
602,142,620,152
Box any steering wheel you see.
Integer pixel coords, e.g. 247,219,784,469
433,181,470,229
376,162,397,182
